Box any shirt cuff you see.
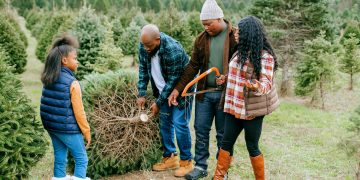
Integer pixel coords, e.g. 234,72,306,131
138,90,147,97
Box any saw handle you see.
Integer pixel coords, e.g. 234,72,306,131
181,67,221,97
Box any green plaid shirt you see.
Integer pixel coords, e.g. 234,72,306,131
137,32,193,108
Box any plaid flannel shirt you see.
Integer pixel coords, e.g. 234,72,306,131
137,32,192,108
224,51,275,120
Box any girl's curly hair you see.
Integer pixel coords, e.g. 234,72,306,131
237,16,278,78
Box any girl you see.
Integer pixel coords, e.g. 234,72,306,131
214,16,279,180
40,34,91,180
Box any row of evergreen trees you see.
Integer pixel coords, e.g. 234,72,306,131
23,0,360,106
0,8,48,178
11,0,251,14
0,10,27,73
24,3,216,79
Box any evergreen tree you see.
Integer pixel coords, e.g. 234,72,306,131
295,32,336,108
342,104,360,179
93,19,123,73
111,17,124,46
1,11,28,47
117,8,139,27
0,14,27,73
132,13,148,27
117,20,141,65
0,53,47,179
25,9,51,39
341,20,360,44
340,33,360,90
35,12,73,62
187,0,203,11
155,4,193,54
122,0,136,9
73,6,106,79
250,0,334,96
149,0,161,12
137,0,150,12
187,11,203,35
91,0,111,13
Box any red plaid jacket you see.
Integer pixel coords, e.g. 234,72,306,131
224,51,275,120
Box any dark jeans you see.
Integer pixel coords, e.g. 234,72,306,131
221,114,264,157
194,92,225,170
159,102,192,160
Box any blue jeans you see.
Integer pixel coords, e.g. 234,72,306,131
48,131,88,178
194,92,225,170
159,102,192,160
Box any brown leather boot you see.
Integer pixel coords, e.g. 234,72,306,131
152,153,179,171
213,149,232,180
250,154,265,180
174,160,193,177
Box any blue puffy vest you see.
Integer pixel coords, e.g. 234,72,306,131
40,67,81,133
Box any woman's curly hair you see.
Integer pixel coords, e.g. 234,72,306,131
237,16,278,78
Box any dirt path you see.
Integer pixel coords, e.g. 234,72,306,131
16,13,43,106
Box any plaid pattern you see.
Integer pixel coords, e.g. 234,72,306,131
138,32,191,107
224,51,275,120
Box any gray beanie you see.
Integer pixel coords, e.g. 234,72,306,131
200,0,224,21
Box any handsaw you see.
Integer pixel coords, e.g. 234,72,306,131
181,67,224,97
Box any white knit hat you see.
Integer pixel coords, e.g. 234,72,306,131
200,0,224,21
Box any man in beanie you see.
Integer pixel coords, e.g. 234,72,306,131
168,0,237,179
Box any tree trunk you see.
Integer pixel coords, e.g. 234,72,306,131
5,0,11,9
62,0,67,10
280,62,291,96
357,161,360,180
350,73,353,91
320,80,325,109
132,56,137,67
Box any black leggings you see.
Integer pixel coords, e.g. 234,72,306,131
221,114,264,157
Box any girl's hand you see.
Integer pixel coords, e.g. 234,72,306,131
85,137,91,149
216,75,226,85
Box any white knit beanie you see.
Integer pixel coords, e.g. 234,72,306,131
200,0,224,21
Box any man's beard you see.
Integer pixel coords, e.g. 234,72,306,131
148,45,160,57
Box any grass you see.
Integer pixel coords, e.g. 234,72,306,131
15,12,359,180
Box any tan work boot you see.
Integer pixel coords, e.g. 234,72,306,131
152,153,180,171
174,160,193,177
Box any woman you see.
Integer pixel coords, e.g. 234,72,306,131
213,16,279,180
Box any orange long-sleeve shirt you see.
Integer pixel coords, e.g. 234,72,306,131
70,81,91,142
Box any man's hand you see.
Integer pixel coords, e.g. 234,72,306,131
168,89,179,107
216,75,226,86
150,103,160,116
137,97,146,109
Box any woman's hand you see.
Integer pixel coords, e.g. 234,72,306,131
245,80,260,91
216,75,227,86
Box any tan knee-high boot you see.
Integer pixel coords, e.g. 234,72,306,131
250,154,265,180
213,149,232,180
